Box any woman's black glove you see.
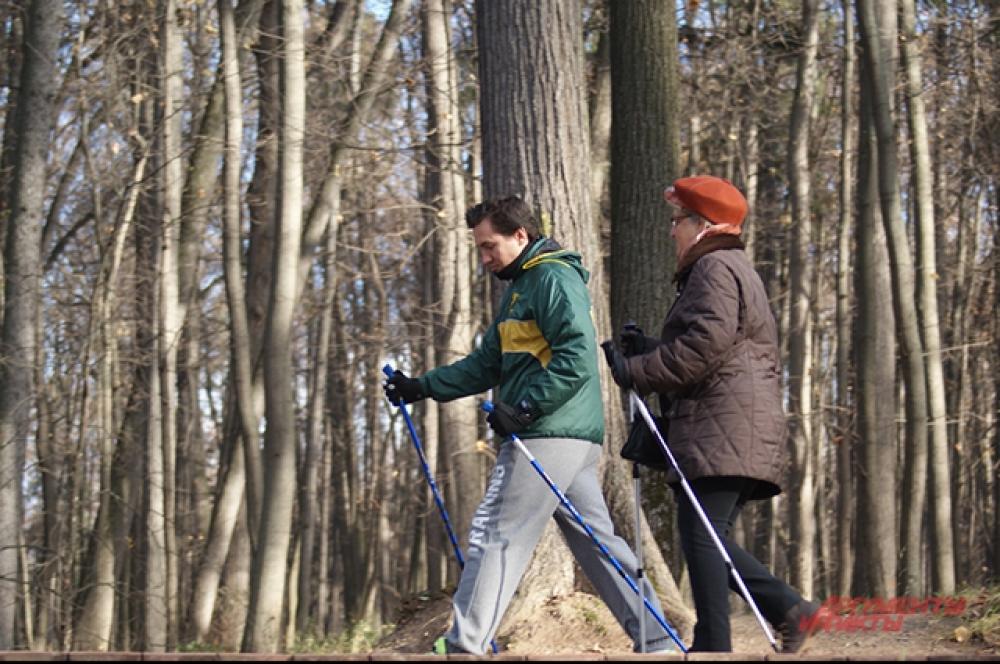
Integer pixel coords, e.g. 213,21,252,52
619,323,659,357
383,370,426,405
487,400,538,438
601,341,634,390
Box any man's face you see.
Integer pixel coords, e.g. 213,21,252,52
473,217,530,273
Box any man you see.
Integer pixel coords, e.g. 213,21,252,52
384,195,674,654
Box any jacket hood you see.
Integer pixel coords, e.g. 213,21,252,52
498,237,589,283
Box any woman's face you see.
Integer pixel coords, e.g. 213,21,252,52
670,209,706,260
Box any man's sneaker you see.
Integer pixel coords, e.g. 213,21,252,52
431,636,469,654
779,599,820,653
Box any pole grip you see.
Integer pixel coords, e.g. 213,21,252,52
481,401,495,413
382,364,395,378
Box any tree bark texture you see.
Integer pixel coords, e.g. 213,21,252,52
899,0,955,594
852,77,897,598
475,0,596,613
785,0,820,599
243,0,306,650
0,0,63,648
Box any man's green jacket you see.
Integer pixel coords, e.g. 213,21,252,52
419,238,605,444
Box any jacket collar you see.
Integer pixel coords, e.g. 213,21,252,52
497,237,562,281
674,234,745,283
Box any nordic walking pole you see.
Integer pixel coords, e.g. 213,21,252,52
481,401,687,653
628,391,779,652
382,365,499,654
632,456,646,653
623,324,646,653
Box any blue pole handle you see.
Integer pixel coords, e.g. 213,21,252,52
382,363,395,378
481,401,495,413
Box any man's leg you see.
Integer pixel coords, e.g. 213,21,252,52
444,437,590,653
552,443,676,652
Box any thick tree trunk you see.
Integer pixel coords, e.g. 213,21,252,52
475,0,590,613
588,22,611,215
243,0,305,649
0,0,63,648
606,0,692,634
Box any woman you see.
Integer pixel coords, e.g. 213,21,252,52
602,175,819,653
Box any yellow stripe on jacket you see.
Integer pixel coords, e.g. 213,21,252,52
498,319,552,368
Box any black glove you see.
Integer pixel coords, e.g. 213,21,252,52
619,323,658,358
487,399,539,438
383,370,426,405
601,341,634,390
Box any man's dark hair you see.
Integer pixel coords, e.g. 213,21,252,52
465,196,541,241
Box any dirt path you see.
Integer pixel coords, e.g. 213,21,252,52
375,590,999,658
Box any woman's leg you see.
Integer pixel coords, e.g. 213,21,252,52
675,480,744,651
676,477,805,652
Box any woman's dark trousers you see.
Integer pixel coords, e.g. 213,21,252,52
674,476,802,652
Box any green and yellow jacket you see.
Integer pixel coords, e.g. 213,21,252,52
419,237,605,444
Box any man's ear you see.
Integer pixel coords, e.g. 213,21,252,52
515,226,529,243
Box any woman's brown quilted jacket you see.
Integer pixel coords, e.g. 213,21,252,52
627,235,787,499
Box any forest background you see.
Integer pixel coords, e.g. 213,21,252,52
0,0,996,655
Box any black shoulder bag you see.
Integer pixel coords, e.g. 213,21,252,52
620,413,670,471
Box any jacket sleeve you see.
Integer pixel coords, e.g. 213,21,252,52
521,266,597,414
628,256,741,397
419,322,502,401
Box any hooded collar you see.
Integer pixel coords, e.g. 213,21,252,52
496,237,563,281
674,234,745,284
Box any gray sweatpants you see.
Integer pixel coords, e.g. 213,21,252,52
445,436,675,654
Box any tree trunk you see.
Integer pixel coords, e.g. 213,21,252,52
192,6,262,643
899,0,955,594
606,0,693,635
422,0,479,550
852,69,897,598
857,0,931,599
994,184,1000,578
0,0,63,648
475,0,592,614
73,152,149,651
785,0,820,599
588,18,611,216
243,0,305,649
296,209,339,635
834,0,856,598
160,0,185,643
145,280,169,652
